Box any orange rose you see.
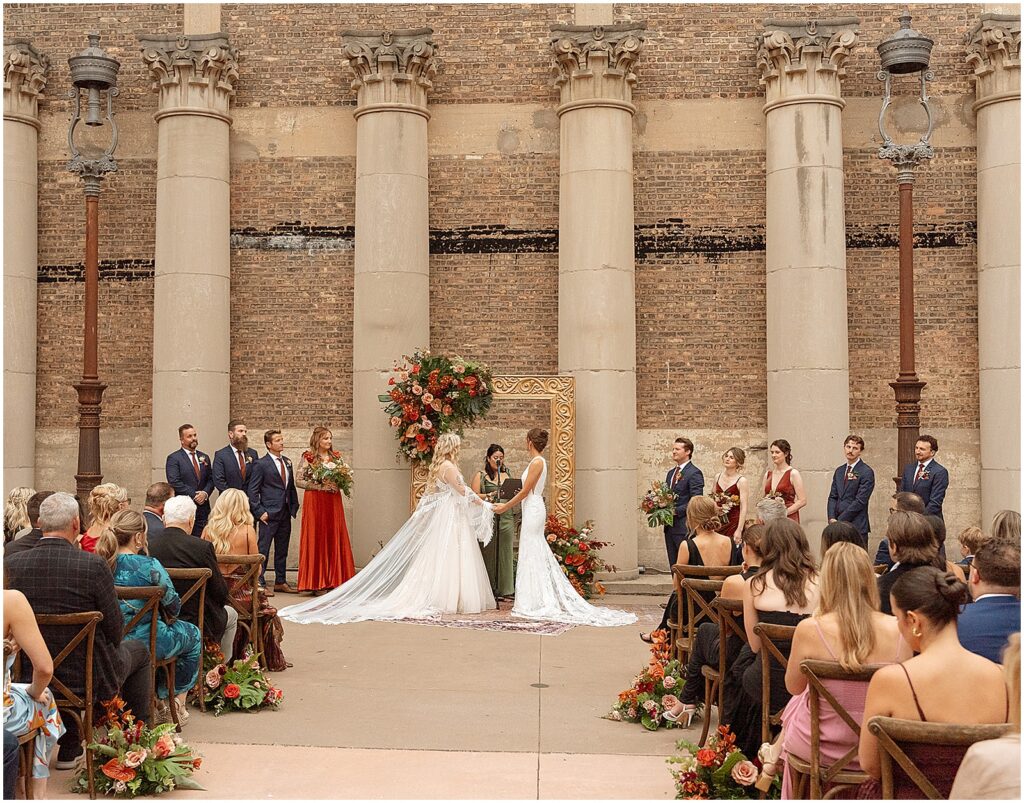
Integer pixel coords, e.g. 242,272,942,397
695,748,717,768
223,683,241,699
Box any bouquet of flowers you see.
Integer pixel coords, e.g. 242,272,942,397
378,350,494,463
641,481,677,528
202,642,283,716
302,449,354,497
668,725,779,799
608,630,685,730
710,490,740,525
544,515,615,599
72,696,203,797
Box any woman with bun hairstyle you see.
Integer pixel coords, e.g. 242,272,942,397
493,428,635,627
858,566,1009,798
763,439,806,523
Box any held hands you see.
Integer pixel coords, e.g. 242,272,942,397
493,502,509,515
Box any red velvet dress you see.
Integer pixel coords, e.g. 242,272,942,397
714,476,741,538
298,457,356,592
764,468,800,523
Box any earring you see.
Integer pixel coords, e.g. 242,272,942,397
911,626,922,638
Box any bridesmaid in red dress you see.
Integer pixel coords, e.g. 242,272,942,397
763,439,807,523
296,427,356,595
714,447,749,543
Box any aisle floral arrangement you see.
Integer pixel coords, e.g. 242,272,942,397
608,629,685,730
544,515,616,599
301,448,354,497
641,480,677,527
72,697,202,797
378,350,494,463
667,725,779,799
202,641,283,716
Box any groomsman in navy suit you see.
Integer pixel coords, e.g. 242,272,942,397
165,424,214,535
664,437,705,567
827,435,875,550
247,429,300,593
213,420,259,494
899,434,949,519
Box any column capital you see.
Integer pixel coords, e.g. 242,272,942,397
139,33,238,124
966,14,1021,112
4,40,49,128
341,29,437,120
550,23,645,116
756,18,859,114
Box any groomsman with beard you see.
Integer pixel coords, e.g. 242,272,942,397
248,429,300,594
165,424,214,536
213,420,259,494
899,434,949,519
664,437,704,567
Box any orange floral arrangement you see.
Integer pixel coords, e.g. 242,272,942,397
543,515,615,599
668,725,779,799
609,629,684,730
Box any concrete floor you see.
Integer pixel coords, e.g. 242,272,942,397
49,597,690,800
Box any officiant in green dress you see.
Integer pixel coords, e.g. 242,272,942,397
471,444,517,599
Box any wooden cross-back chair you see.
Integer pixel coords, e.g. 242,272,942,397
6,637,42,800
216,554,264,667
165,568,211,711
670,563,742,664
696,595,749,748
785,659,883,799
33,611,104,799
752,621,798,746
115,586,180,730
867,716,1011,799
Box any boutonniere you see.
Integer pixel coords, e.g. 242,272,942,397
198,455,208,466
920,470,930,480
283,458,291,467
245,455,253,464
845,470,858,481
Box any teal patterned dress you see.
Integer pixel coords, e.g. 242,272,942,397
113,554,201,698
479,472,516,597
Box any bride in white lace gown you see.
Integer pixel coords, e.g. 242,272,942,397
280,433,495,624
494,428,636,627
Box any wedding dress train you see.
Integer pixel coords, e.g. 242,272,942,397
280,467,495,624
511,457,637,627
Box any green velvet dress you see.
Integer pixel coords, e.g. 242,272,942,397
479,472,517,597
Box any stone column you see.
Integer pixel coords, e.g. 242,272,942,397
756,20,859,543
343,29,436,563
551,24,644,577
140,33,237,481
968,14,1021,524
3,41,48,493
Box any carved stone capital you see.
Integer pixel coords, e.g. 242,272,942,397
139,33,238,124
4,40,49,128
550,24,645,115
756,18,859,113
966,14,1021,112
341,29,437,119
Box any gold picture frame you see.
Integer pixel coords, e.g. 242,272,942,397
410,375,576,525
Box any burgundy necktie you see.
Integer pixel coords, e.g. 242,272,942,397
279,458,287,486
190,452,200,480
914,462,925,483
237,450,246,481
672,467,681,487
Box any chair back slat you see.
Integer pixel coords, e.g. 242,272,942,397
671,563,741,663
216,554,265,660
753,622,798,746
714,597,747,642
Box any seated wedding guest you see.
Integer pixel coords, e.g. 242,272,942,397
858,567,1008,798
723,519,820,758
877,511,940,615
755,496,787,524
664,522,766,724
143,482,174,540
820,520,863,556
764,544,910,796
642,496,735,644
3,589,65,798
959,537,1021,663
80,482,129,552
4,487,34,544
147,496,236,661
204,489,289,672
96,509,201,726
957,525,989,572
949,634,1021,800
5,492,151,769
992,509,1021,542
875,491,927,569
4,490,54,557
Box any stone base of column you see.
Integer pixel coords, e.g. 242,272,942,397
980,366,1021,523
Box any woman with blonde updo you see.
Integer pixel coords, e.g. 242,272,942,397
80,483,129,553
4,486,35,543
280,431,497,625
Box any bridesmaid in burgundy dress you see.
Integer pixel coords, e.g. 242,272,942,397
714,447,749,543
763,439,807,523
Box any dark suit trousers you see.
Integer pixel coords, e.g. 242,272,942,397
193,505,210,538
258,513,291,584
664,531,686,567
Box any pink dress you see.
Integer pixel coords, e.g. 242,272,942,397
780,620,899,798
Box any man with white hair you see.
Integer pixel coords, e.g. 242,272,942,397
755,496,787,523
147,495,237,660
6,492,152,767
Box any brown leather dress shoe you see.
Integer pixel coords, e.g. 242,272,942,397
262,585,275,597
274,582,297,593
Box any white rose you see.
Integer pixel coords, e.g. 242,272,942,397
324,462,336,470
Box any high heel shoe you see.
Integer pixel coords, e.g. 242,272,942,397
639,632,654,644
663,703,699,727
755,739,782,792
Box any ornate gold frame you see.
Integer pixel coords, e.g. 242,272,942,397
410,375,576,525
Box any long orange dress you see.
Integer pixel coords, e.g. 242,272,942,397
297,452,356,592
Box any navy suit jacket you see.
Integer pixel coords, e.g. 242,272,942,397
166,448,214,506
899,459,949,518
212,445,260,493
958,595,1021,663
247,453,300,519
664,462,705,538
827,460,875,536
